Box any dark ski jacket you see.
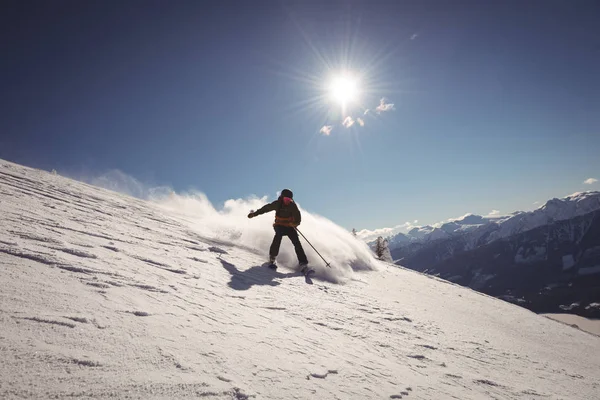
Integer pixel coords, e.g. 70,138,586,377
253,197,301,227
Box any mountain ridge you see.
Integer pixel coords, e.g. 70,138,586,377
382,191,600,249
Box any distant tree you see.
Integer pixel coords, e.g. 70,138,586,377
382,239,393,262
352,228,357,237
375,236,393,262
375,236,385,259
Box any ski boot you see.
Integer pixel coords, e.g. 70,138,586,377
299,262,315,276
268,256,277,270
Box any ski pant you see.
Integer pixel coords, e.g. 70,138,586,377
269,225,308,264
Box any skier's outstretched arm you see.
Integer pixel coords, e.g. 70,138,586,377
248,200,277,218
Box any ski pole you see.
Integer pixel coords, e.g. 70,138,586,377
295,228,331,268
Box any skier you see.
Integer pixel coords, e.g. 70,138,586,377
247,189,311,274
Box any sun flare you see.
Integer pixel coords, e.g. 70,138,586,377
329,74,359,106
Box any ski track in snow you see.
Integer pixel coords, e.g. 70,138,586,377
1,160,600,399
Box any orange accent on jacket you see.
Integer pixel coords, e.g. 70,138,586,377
253,198,301,227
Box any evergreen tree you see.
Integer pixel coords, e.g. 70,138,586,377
375,237,393,262
382,239,393,262
375,236,385,259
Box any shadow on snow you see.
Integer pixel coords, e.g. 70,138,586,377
220,259,305,290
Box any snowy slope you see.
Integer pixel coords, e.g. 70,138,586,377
1,159,599,399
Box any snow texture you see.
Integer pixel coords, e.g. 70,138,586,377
1,159,600,399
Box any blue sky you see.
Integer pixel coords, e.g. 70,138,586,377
1,0,599,233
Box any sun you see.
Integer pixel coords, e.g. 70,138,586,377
329,73,359,106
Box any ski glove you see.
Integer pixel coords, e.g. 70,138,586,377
247,212,256,218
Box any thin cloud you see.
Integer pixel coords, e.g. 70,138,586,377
357,222,416,242
583,178,598,185
320,125,333,136
533,201,541,205
357,226,395,238
446,213,474,222
487,210,500,217
410,33,418,40
319,99,393,135
375,98,395,113
342,116,355,128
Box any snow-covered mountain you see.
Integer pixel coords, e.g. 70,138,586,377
367,214,505,249
2,159,600,399
488,192,600,242
385,192,600,252
391,195,600,318
407,225,435,239
382,214,505,249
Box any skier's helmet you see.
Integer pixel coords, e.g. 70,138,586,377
281,189,293,199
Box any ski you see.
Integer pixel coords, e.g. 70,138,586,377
264,261,314,281
301,265,315,276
